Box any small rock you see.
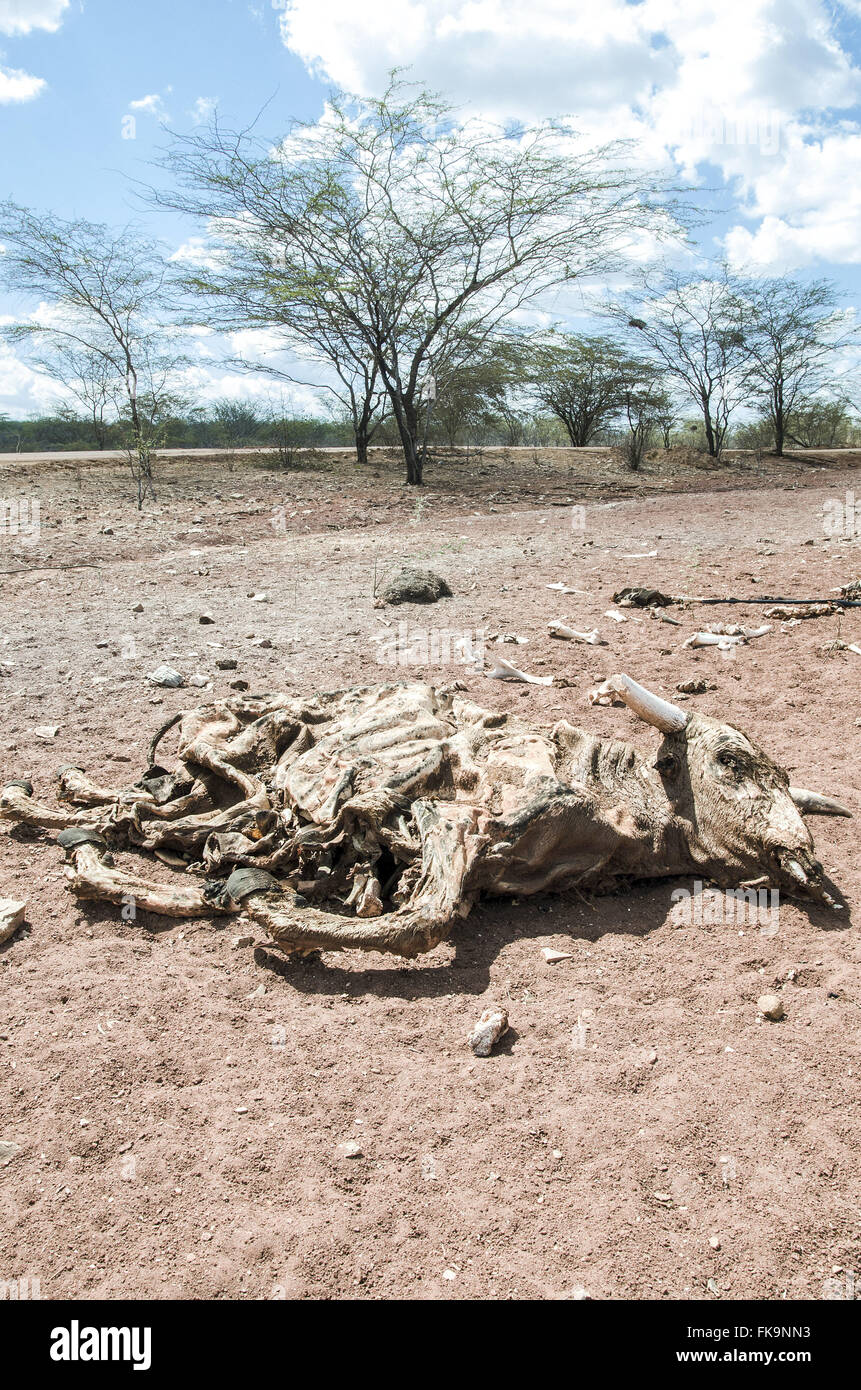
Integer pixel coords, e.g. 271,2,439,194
468,1005,509,1057
758,992,785,1021
0,899,26,944
676,678,717,694
33,725,59,740
709,1237,721,1250
0,1141,21,1168
541,947,573,963
216,658,238,671
199,613,215,625
147,665,185,688
252,637,273,648
338,1140,363,1159
131,603,144,613
230,680,250,692
249,593,269,603
188,674,209,688
232,934,254,950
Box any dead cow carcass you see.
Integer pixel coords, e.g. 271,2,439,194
0,676,849,958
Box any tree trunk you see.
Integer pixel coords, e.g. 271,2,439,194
703,410,717,457
355,429,369,465
394,399,422,485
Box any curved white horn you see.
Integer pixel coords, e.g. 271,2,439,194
789,787,852,818
606,674,689,733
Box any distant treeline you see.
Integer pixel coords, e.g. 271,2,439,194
2,403,859,457
0,411,352,454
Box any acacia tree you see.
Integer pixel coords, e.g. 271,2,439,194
157,78,682,484
25,339,122,449
737,278,855,456
422,331,531,450
0,202,185,506
613,270,750,458
530,332,637,445
618,369,672,469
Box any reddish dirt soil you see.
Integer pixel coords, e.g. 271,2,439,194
1,444,859,1301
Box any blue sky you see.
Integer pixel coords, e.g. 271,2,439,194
3,0,861,415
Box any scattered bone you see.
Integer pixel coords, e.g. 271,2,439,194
468,1006,510,1057
0,899,26,945
684,625,771,649
604,609,627,623
541,947,573,963
547,620,606,645
824,640,861,657
763,603,834,620
649,608,682,626
485,658,552,685
589,682,626,707
621,551,658,559
249,593,270,603
546,583,587,594
684,632,744,649
495,633,529,645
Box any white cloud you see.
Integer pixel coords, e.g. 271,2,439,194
0,0,68,36
129,90,171,121
725,126,861,269
0,60,44,101
189,95,217,124
273,0,861,269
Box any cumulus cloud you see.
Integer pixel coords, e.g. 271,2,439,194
189,95,217,124
129,90,171,121
0,61,44,101
273,0,861,270
725,126,861,269
0,0,68,36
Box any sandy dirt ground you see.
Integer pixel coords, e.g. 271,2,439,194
0,444,859,1301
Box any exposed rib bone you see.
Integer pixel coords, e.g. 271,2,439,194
62,841,234,918
0,782,105,830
